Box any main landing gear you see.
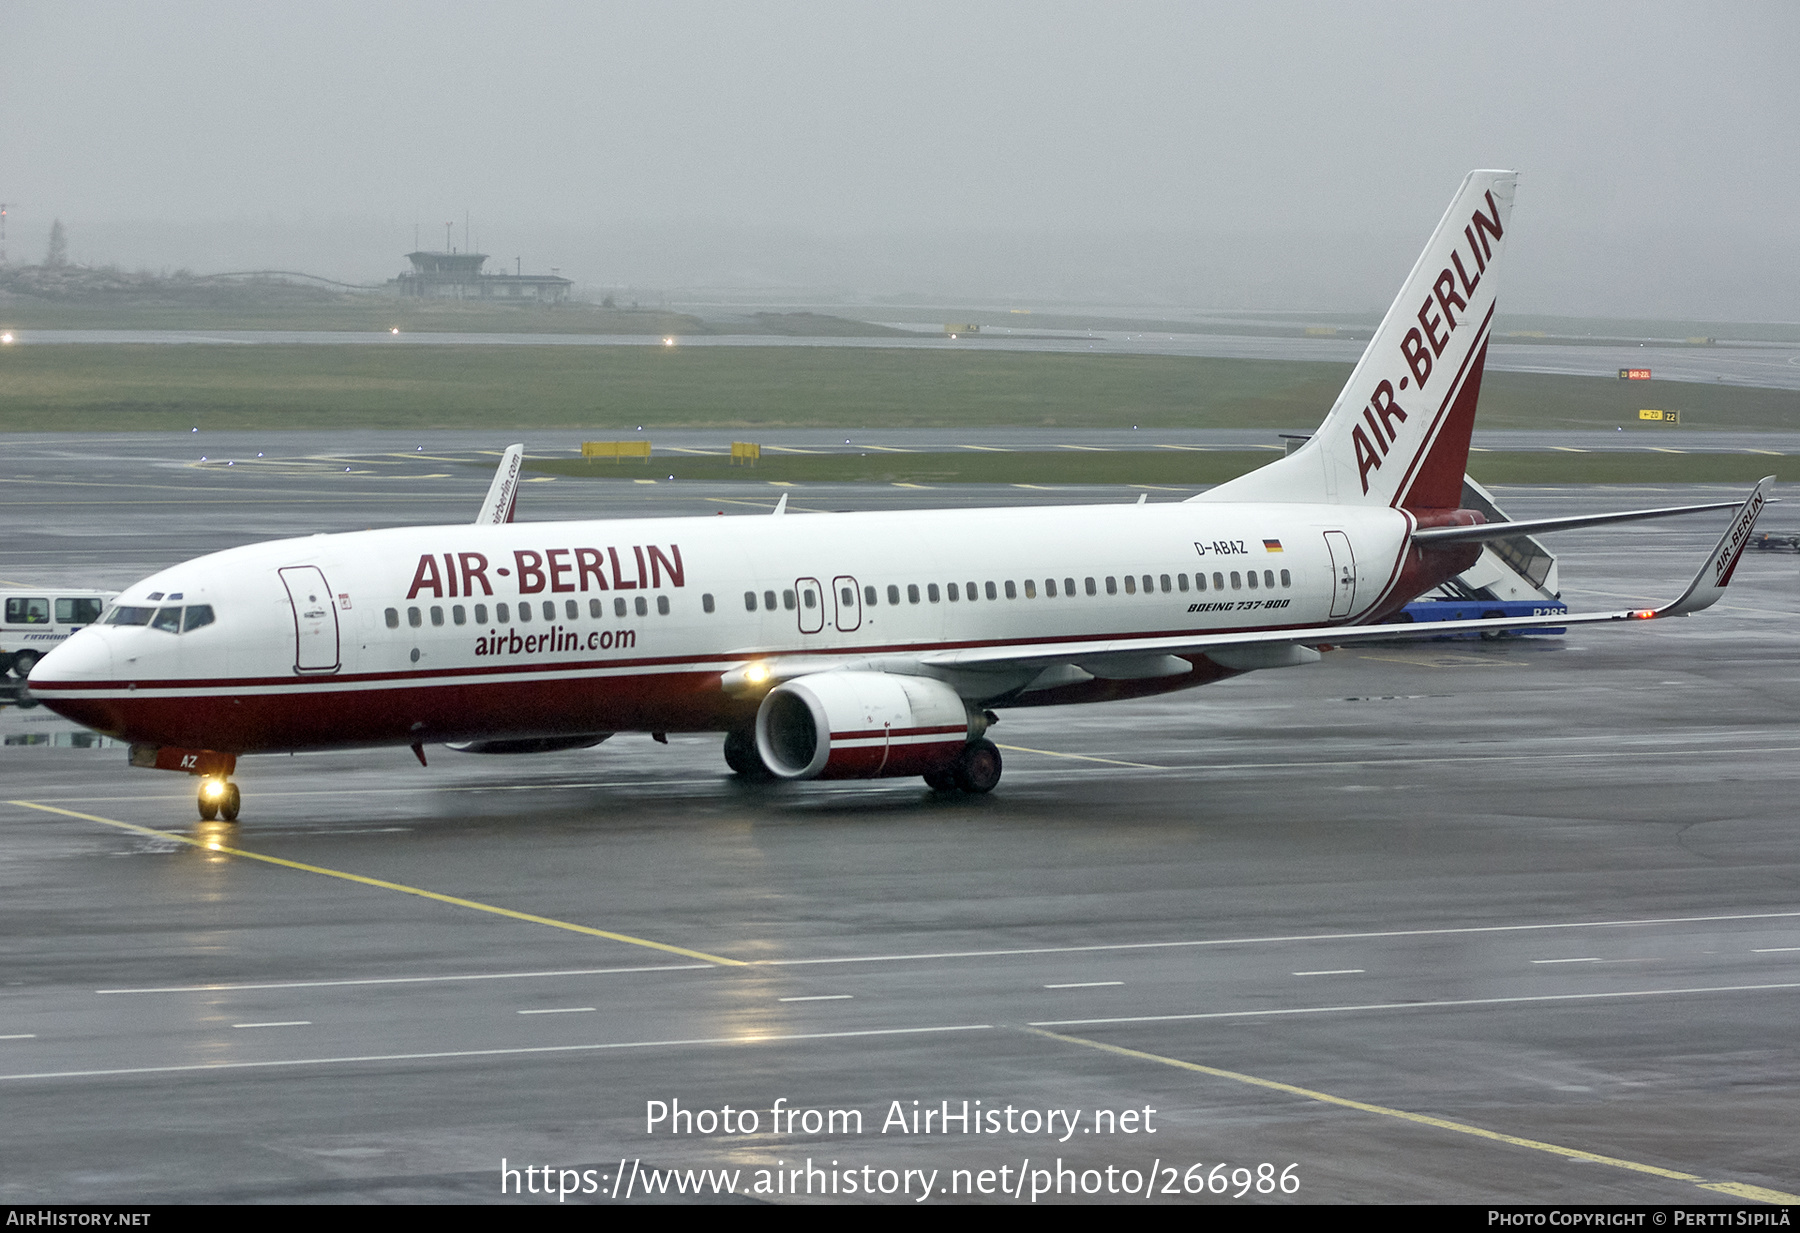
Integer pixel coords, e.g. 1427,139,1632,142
926,739,1002,795
723,728,773,780
198,777,241,823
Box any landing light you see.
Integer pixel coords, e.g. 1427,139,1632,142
744,663,771,685
663,337,675,346
0,332,12,344
202,779,227,800
390,327,400,335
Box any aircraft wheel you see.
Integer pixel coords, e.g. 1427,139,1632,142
220,782,241,823
922,766,958,792
10,650,38,679
198,787,219,822
723,728,772,779
952,739,1002,794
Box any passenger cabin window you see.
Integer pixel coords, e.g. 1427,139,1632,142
1264,570,1276,588
1246,571,1258,590
744,591,757,612
565,600,578,619
908,584,921,604
1177,574,1189,592
888,585,901,605
1084,577,1097,596
477,604,490,624
703,593,716,614
782,589,797,610
614,598,627,617
453,605,467,625
764,590,777,610
542,601,555,620
1213,572,1224,591
947,583,960,602
1123,576,1135,595
928,584,941,603
594,599,606,618
1194,574,1206,592
1280,569,1291,587
517,603,531,623
864,586,877,606
635,596,648,616
496,602,511,623
384,607,400,629
1044,579,1056,597
1230,572,1242,590
408,606,422,628
1023,580,1036,599
1106,577,1118,595
430,605,445,626
657,595,670,615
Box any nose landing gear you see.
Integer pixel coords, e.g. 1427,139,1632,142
198,778,241,823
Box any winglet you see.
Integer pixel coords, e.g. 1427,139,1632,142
1656,476,1773,617
474,444,525,525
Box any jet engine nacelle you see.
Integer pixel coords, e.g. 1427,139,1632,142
755,670,981,780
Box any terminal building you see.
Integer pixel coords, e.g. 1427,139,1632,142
392,250,573,303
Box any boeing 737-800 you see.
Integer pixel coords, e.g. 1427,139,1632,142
28,171,1772,821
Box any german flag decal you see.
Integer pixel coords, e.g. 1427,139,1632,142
1263,539,1284,552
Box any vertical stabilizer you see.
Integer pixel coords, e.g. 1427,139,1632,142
1193,170,1517,510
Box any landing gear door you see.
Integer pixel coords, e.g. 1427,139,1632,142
279,565,341,673
832,575,861,632
795,577,825,634
1323,531,1356,618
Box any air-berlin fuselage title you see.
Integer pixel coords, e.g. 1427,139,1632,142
405,544,687,599
1351,189,1505,495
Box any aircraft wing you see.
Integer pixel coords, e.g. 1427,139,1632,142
920,476,1772,672
474,444,525,525
1411,498,1747,545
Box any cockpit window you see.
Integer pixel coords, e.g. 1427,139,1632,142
105,604,214,632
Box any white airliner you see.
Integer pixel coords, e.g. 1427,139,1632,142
29,171,1772,821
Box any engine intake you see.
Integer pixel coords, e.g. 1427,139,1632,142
755,671,980,780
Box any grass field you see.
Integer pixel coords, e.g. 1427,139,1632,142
525,449,1799,487
3,342,1797,435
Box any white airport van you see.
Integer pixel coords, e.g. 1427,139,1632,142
1,590,117,679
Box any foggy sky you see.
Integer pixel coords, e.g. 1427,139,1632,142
3,1,1796,319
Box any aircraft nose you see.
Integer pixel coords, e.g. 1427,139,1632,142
30,629,115,684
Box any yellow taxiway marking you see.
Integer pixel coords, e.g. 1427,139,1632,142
891,482,934,489
995,744,1161,769
6,801,744,967
959,445,1011,452
1028,1028,1798,1202
861,445,915,453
